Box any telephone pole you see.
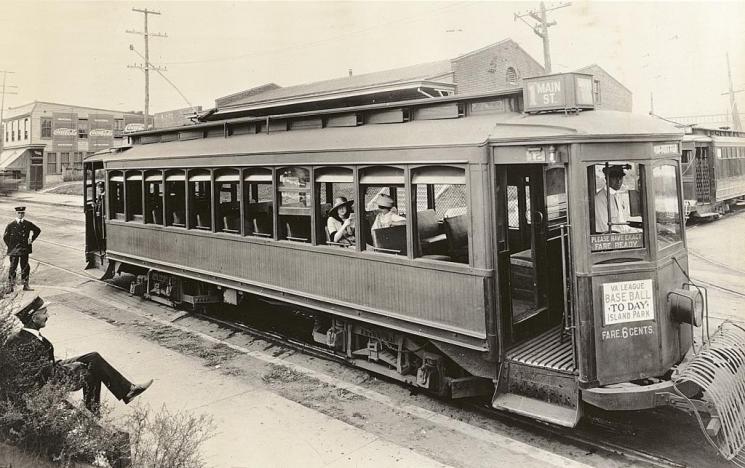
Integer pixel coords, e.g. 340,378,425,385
0,70,18,153
721,52,743,131
127,8,167,130
514,2,571,74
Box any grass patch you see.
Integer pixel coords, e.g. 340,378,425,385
261,364,309,384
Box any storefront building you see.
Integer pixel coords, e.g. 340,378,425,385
1,101,145,189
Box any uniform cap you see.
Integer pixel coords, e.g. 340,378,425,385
14,206,26,213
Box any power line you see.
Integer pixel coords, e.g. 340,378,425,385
0,70,18,153
514,1,571,74
127,8,167,129
129,45,197,116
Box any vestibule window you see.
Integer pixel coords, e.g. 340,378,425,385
125,171,143,222
215,169,240,234
411,166,469,263
243,167,273,238
278,167,310,242
188,170,212,230
144,171,164,225
587,162,645,252
165,170,186,227
360,166,407,256
108,171,124,220
653,164,682,249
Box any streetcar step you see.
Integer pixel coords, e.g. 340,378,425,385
492,392,580,427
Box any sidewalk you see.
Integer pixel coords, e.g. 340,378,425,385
1,190,84,209
39,285,451,468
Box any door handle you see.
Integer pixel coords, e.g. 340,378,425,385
534,210,544,226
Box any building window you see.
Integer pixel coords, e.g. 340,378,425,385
593,80,602,104
23,118,28,140
41,117,52,139
73,152,83,170
46,152,57,174
60,152,70,171
10,121,15,142
78,119,89,139
113,119,124,138
506,67,519,85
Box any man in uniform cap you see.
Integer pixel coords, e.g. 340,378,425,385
594,165,637,234
2,294,153,415
3,206,41,291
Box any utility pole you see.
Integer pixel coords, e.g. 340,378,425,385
514,2,571,74
721,52,743,131
127,8,166,129
0,70,18,153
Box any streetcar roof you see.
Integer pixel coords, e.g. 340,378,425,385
93,110,682,164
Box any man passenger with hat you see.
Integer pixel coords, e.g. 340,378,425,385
326,196,356,246
371,194,406,230
2,294,153,415
3,206,41,291
594,164,639,234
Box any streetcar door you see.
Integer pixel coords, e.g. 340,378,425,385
497,165,550,343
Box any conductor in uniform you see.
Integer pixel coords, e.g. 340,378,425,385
4,206,41,291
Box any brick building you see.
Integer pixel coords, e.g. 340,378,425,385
0,102,144,189
214,39,632,115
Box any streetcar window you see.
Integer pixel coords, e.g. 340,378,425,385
243,167,273,238
108,171,124,220
188,170,212,231
411,166,469,264
165,170,186,228
588,162,645,251
125,171,143,222
653,164,682,249
144,171,163,225
278,167,311,243
315,167,355,247
215,169,240,235
360,166,407,256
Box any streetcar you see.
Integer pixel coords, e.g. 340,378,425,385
83,72,745,462
681,126,745,220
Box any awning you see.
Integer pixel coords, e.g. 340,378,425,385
0,148,24,170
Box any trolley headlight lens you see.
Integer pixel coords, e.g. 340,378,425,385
668,288,703,327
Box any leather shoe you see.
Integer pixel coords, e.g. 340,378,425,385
22,285,33,291
123,379,153,404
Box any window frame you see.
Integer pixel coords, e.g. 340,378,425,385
144,170,165,225
187,168,214,231
358,164,409,257
242,166,275,239
125,170,144,222
108,170,125,220
277,166,312,243
164,169,187,228
41,117,52,139
586,161,650,264
314,166,356,248
410,164,470,264
214,168,241,235
652,160,685,253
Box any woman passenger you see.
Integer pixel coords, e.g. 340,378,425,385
327,197,355,246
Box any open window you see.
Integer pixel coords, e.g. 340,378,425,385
278,167,311,242
587,162,645,252
360,166,407,256
165,170,186,227
188,170,212,230
144,170,163,225
411,166,469,263
315,167,355,247
108,171,124,220
243,167,273,238
653,164,683,250
125,171,143,222
215,169,240,234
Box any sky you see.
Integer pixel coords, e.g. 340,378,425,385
0,1,743,119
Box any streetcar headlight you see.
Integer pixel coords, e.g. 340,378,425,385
668,288,704,327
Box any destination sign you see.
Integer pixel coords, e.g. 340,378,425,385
603,279,655,325
525,78,565,108
653,143,679,155
590,232,643,251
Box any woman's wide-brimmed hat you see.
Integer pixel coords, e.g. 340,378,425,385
328,197,354,217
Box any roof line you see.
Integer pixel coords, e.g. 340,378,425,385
6,100,144,116
575,64,632,93
452,38,545,72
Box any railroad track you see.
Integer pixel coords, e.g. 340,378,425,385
22,251,695,468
